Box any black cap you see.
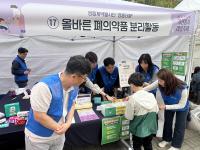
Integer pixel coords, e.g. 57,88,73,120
18,47,28,53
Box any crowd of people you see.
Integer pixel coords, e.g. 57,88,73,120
10,47,197,150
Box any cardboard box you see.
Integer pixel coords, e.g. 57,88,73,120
93,97,101,105
4,102,20,117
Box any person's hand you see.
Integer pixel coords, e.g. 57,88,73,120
124,96,129,101
158,104,166,110
55,123,70,135
24,70,30,75
55,124,63,131
106,95,116,102
52,124,64,135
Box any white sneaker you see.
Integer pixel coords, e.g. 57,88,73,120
158,141,170,148
168,147,179,150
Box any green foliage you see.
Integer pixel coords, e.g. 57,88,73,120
124,0,182,8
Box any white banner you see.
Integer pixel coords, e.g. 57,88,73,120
0,1,197,37
21,3,172,36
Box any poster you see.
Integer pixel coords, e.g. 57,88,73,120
161,52,187,78
120,116,130,140
161,52,173,71
101,116,121,145
118,61,134,88
172,52,187,76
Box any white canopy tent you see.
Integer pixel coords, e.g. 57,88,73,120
0,0,198,94
175,0,200,72
176,0,200,11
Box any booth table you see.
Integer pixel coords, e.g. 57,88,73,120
0,93,104,148
0,93,132,149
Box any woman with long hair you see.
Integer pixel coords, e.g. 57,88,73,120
136,53,159,95
144,68,189,150
136,53,159,84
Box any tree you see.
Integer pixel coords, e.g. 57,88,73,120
124,0,182,8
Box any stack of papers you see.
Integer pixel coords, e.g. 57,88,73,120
77,109,99,122
75,94,93,110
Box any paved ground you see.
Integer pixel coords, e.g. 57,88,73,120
14,128,200,150
63,129,200,150
152,129,200,150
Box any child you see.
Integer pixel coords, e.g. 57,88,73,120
125,72,159,150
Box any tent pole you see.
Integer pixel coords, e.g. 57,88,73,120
113,36,116,58
186,11,198,89
187,34,195,86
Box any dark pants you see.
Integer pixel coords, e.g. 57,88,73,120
15,81,27,88
163,109,189,148
132,134,153,150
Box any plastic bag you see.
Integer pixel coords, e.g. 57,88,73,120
187,106,200,134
